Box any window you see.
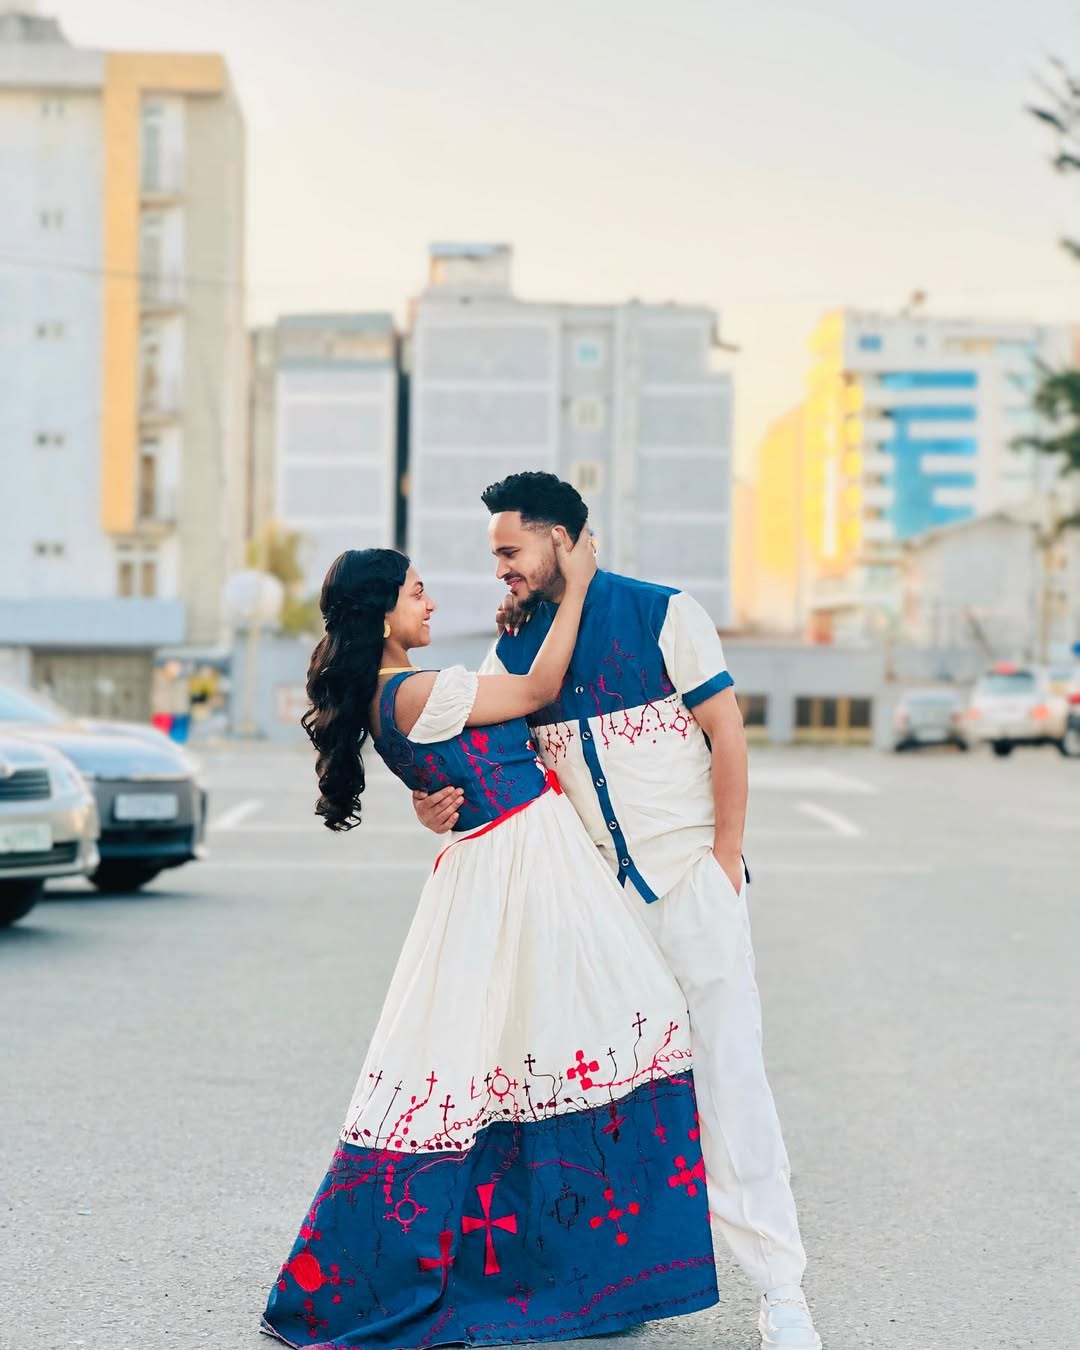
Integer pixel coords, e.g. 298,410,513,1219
879,371,976,391
858,334,883,352
138,448,158,519
570,461,604,495
35,321,65,340
978,671,1036,696
34,432,65,449
40,99,65,118
848,698,872,729
39,209,65,230
142,110,162,181
571,395,605,432
118,546,158,597
736,693,768,737
794,695,874,743
574,337,605,368
33,541,65,558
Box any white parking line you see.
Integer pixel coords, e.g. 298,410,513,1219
209,799,264,832
794,801,863,838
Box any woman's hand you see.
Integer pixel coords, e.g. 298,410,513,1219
553,526,597,595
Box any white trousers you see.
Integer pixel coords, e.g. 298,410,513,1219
634,851,807,1294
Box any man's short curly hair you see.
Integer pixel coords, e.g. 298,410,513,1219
480,472,589,542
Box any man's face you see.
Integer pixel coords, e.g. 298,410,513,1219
489,512,562,607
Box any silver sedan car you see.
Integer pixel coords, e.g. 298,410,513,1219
0,736,99,926
0,683,207,894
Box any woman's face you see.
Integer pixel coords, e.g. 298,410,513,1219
387,566,436,649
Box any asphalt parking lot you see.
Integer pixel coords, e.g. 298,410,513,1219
2,740,1077,1349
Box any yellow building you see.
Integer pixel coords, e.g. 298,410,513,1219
750,405,807,633
804,313,865,578
0,10,246,713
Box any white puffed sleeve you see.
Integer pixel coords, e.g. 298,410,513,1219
407,665,480,744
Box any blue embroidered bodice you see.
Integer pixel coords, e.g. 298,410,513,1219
372,671,548,833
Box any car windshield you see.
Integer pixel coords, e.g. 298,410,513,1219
0,684,65,725
978,672,1036,696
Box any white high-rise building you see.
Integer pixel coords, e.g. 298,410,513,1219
249,313,400,599
0,10,245,714
408,244,734,638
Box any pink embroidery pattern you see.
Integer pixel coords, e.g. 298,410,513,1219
340,1012,689,1154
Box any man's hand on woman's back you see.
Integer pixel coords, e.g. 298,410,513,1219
412,786,465,834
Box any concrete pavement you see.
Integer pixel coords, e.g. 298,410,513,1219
1,742,1077,1349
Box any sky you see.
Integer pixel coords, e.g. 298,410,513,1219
44,0,1080,472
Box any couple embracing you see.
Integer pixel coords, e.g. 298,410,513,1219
262,472,822,1350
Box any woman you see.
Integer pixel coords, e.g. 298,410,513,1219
262,535,718,1349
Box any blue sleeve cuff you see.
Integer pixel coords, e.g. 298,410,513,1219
682,670,734,708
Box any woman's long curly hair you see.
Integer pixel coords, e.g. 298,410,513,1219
301,548,410,831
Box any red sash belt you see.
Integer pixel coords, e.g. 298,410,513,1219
432,768,562,874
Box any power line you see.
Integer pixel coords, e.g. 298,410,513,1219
0,249,245,293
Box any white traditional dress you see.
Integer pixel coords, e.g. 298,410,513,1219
262,667,718,1349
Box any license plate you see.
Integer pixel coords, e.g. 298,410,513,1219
916,729,947,742
114,793,179,822
0,822,53,854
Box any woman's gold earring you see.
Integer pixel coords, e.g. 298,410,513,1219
383,621,392,639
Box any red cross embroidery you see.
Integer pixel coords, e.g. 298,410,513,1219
418,1230,455,1293
567,1049,600,1090
668,1154,706,1197
462,1182,518,1275
588,1186,640,1245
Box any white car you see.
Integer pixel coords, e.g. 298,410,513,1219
0,737,100,926
966,664,1071,758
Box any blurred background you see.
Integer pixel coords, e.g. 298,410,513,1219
0,0,1078,748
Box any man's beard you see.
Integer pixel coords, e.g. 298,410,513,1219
520,557,561,616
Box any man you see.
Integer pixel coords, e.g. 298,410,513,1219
414,472,822,1350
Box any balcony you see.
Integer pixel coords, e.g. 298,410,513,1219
140,154,185,203
138,373,183,426
136,483,179,534
139,270,185,314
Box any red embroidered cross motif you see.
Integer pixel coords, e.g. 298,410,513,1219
588,1186,640,1246
567,1048,600,1090
462,1183,518,1275
418,1230,455,1293
668,1154,706,1197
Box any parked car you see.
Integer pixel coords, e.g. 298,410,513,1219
0,737,100,926
965,664,1070,757
0,683,207,892
891,688,969,752
1064,691,1080,759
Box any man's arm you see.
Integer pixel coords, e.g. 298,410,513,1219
690,688,749,894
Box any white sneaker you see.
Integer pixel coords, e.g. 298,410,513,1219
759,1285,822,1350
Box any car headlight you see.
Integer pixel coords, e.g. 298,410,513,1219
50,758,89,795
